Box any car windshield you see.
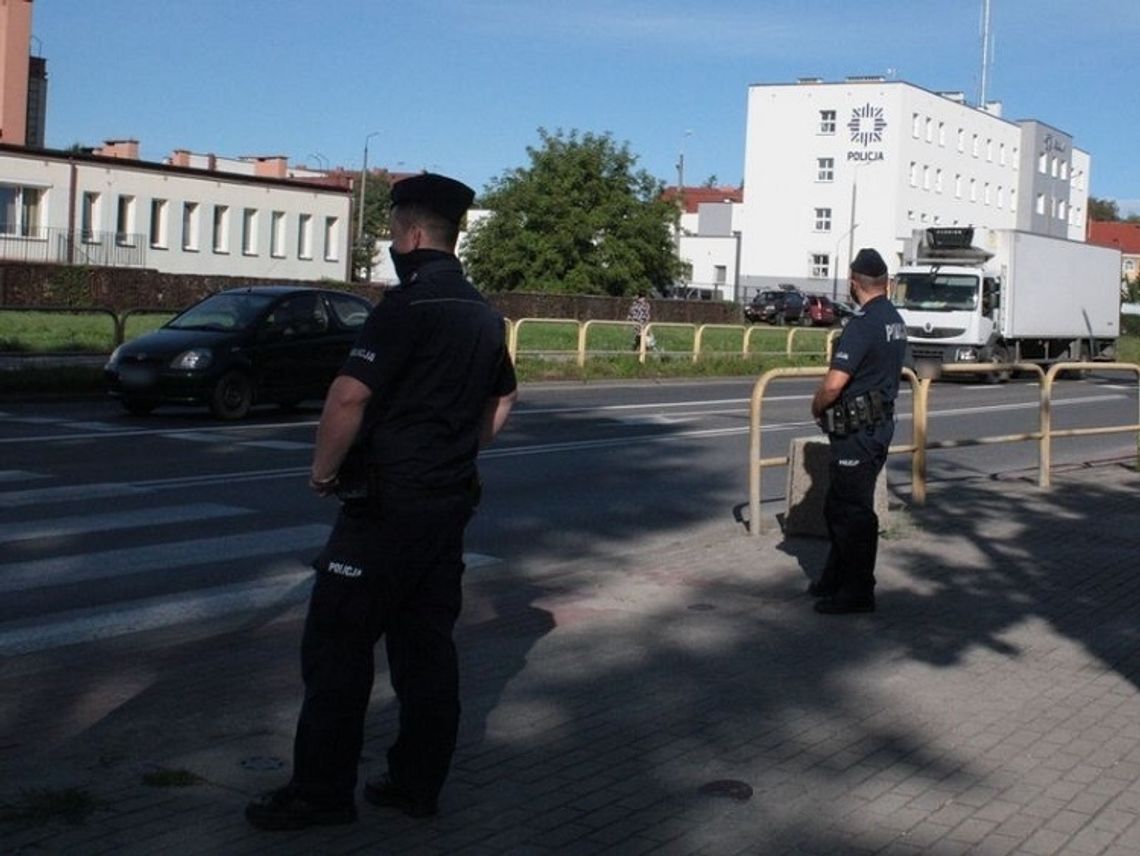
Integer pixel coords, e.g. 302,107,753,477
166,292,277,331
893,273,979,311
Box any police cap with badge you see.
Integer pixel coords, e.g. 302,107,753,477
390,172,475,224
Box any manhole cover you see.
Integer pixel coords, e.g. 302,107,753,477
698,780,753,802
688,603,717,612
240,756,285,771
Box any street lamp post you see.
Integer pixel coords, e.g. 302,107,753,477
357,131,380,242
831,223,858,302
675,129,692,293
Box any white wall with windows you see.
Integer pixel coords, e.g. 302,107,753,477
0,147,352,279
738,78,1092,294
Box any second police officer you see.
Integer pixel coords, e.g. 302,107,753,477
809,248,908,615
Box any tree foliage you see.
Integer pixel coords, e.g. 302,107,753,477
462,128,684,295
352,170,391,281
1089,196,1120,222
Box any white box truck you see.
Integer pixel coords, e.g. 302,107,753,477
894,227,1121,378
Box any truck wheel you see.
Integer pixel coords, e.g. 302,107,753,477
1061,344,1091,380
984,346,1011,384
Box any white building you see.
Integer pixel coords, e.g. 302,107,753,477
738,77,1090,298
0,140,353,281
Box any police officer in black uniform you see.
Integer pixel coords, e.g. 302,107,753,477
809,248,907,615
246,173,518,830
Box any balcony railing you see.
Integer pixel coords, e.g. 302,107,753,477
0,226,147,268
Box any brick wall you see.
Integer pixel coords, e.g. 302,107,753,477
0,261,742,324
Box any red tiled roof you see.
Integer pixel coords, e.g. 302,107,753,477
661,186,743,214
1088,221,1140,254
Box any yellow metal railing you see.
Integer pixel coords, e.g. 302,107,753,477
747,361,1140,534
506,318,837,365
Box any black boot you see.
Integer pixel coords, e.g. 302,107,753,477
363,774,438,818
245,785,357,831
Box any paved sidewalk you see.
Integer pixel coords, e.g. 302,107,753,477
2,462,1140,855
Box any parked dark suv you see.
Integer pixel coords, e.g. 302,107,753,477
744,288,805,325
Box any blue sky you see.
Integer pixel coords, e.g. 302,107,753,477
33,0,1140,213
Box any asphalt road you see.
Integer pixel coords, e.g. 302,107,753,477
0,372,1136,656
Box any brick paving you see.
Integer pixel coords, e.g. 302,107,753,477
1,461,1139,855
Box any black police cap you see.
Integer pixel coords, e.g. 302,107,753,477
390,172,475,224
850,247,888,278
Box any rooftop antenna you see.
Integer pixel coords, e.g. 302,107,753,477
978,0,993,107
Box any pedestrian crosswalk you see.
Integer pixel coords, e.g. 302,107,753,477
0,468,501,656
0,469,328,655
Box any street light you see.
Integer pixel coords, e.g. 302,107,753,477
307,152,328,171
831,222,858,302
357,131,380,241
675,129,692,292
837,159,879,299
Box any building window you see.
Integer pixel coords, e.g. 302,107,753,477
323,216,339,261
920,212,928,223
1058,200,1067,220
1060,161,1069,180
242,208,258,255
970,179,977,202
819,110,836,134
813,207,832,232
115,195,135,245
182,202,199,250
957,128,965,152
909,162,917,187
925,117,933,142
298,213,313,259
1009,189,1016,213
714,265,727,284
0,185,44,237
935,169,943,193
212,206,229,253
996,186,1004,209
1038,152,1047,173
955,174,962,199
907,210,915,221
149,199,168,249
1036,193,1045,215
912,113,920,138
816,158,834,182
972,134,979,157
984,183,991,206
986,139,993,161
922,165,930,190
999,143,1006,165
1051,157,1058,178
810,253,829,278
938,122,946,146
1012,147,1018,168
81,191,100,242
270,211,286,257
933,214,941,224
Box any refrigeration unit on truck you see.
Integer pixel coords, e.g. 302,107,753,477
894,227,1121,377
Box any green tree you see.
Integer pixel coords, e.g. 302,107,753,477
1089,196,1120,221
462,128,684,295
351,169,392,281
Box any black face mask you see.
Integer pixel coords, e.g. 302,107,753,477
389,246,429,284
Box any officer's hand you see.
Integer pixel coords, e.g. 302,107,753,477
309,473,339,496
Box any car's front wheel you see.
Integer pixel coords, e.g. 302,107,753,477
209,371,254,420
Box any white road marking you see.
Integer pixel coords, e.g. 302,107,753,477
0,525,332,593
0,503,253,544
0,470,50,483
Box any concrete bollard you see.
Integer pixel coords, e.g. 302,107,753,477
784,437,888,537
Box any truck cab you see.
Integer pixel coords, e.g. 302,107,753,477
893,264,998,365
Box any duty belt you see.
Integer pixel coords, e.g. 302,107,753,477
822,389,891,437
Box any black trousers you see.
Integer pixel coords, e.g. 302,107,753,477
820,421,893,597
289,488,474,806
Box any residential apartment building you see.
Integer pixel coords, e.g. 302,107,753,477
0,141,353,280
737,77,1091,296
